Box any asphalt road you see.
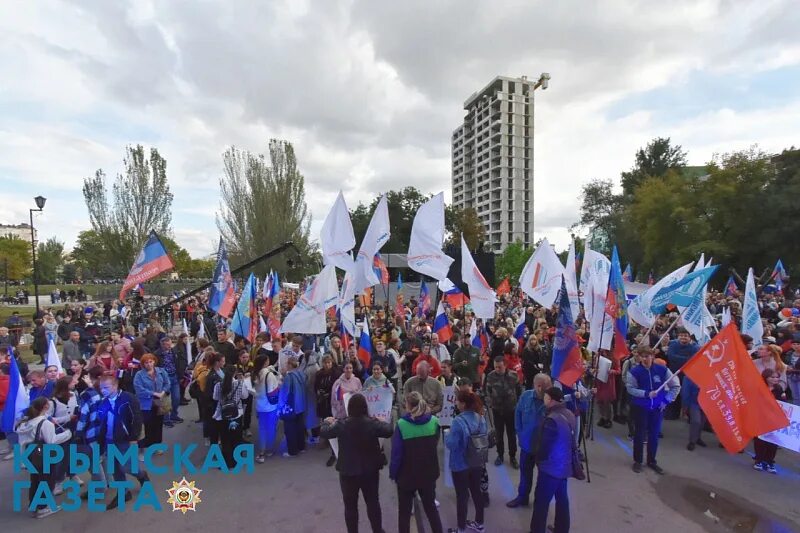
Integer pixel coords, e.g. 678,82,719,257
1,401,798,533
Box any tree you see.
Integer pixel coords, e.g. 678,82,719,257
350,187,431,254
621,137,688,196
70,229,120,279
445,205,486,251
572,178,623,247
0,236,31,281
495,240,533,281
83,145,174,273
217,140,319,279
37,237,64,283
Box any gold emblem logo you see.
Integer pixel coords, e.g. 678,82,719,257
166,477,202,514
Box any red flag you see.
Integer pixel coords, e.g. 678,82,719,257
496,276,511,296
681,323,789,453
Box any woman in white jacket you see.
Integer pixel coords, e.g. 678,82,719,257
46,377,81,493
16,396,72,519
251,354,281,463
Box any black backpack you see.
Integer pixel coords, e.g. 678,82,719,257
219,382,240,420
462,416,489,468
27,420,47,472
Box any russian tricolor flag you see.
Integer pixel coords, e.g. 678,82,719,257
433,302,453,342
513,313,526,345
1,353,30,433
119,230,175,301
357,320,373,366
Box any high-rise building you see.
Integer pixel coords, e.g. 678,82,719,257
452,75,546,253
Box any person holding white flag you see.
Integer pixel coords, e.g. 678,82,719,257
461,235,496,319
519,238,565,308
46,338,64,377
407,192,454,281
321,191,356,272
353,194,391,294
743,267,764,347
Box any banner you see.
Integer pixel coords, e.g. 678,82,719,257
280,264,339,334
345,386,394,423
321,191,356,272
628,262,693,328
759,401,800,453
438,385,457,427
681,323,789,453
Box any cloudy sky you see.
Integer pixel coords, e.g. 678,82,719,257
2,0,799,259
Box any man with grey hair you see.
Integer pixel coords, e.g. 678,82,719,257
402,361,443,415
430,333,450,362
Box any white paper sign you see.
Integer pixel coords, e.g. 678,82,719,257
596,356,612,384
331,386,395,458
759,400,800,453
438,385,457,427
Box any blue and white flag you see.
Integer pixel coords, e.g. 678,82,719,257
1,354,29,433
743,267,763,347
649,265,718,314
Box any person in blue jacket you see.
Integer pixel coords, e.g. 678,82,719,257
681,377,707,450
625,346,681,474
507,373,551,509
664,328,698,419
445,390,487,533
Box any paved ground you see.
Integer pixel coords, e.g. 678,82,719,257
1,401,799,533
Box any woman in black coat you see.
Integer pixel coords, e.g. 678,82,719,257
320,393,394,533
314,355,341,467
32,319,48,364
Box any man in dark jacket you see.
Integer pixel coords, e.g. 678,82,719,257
664,328,697,419
530,387,576,533
96,374,149,510
368,340,397,379
485,356,522,468
320,393,394,533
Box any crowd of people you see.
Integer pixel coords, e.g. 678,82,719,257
0,279,798,531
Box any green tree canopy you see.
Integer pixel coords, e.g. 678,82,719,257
216,140,319,279
445,205,486,251
82,145,174,273
37,237,64,283
0,235,31,281
350,187,430,254
495,240,533,281
621,137,688,196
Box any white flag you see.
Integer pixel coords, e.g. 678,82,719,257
353,194,391,294
628,262,693,328
461,235,496,319
580,247,610,323
564,241,580,321
198,319,206,340
182,318,193,365
280,264,340,334
46,339,63,376
679,255,712,344
321,191,356,272
407,192,454,281
338,271,357,337
519,238,566,308
721,307,732,327
438,278,456,293
743,267,763,347
587,273,612,353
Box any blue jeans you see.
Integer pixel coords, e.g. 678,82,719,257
530,471,569,533
517,450,535,502
257,410,278,454
168,374,180,419
632,405,663,465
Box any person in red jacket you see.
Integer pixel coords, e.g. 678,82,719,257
411,343,442,378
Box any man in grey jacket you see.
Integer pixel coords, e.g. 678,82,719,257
62,331,83,369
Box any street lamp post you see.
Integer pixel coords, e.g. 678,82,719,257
29,195,47,317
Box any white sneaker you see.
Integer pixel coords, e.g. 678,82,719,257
36,506,62,519
2,451,14,461
282,452,293,458
435,499,440,508
255,454,265,464
71,475,84,486
52,483,63,496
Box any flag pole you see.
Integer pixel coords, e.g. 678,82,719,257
653,306,689,349
588,273,611,441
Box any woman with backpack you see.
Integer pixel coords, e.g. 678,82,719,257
212,365,249,469
252,354,281,463
445,390,487,533
16,396,73,518
47,376,81,493
202,352,226,447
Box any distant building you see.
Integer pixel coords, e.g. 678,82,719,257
0,223,36,242
452,75,538,253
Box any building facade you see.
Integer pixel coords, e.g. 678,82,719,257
452,76,536,253
0,223,36,242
